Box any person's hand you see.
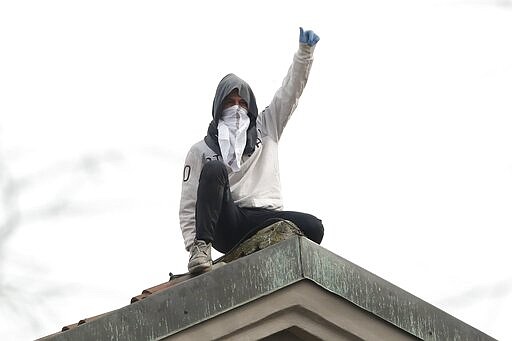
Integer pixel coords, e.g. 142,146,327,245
299,27,320,46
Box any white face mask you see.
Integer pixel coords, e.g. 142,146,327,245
217,105,250,172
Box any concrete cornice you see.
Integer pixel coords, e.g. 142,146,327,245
39,237,496,341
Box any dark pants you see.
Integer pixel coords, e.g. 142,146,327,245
195,160,324,253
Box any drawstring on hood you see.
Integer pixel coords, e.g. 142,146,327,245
204,74,258,159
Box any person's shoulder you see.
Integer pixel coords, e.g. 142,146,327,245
186,140,205,155
189,139,207,150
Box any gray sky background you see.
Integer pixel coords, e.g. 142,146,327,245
1,0,511,340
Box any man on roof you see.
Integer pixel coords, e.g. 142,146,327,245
180,27,324,274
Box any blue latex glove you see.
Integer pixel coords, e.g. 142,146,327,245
299,27,320,46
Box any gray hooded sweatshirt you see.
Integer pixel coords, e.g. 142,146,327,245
179,44,316,251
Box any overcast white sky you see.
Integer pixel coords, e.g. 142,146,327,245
1,0,511,340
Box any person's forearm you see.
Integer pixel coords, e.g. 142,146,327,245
258,40,316,141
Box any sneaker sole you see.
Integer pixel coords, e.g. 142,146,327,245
188,262,212,274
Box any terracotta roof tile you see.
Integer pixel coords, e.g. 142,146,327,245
130,273,192,303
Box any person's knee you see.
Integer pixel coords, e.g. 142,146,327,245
199,160,228,183
308,216,324,244
289,213,324,244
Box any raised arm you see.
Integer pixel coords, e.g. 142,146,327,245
258,27,320,142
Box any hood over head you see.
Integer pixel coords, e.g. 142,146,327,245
205,73,259,156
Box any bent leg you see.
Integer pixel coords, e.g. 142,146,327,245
241,208,324,245
195,160,243,253
195,161,236,243
272,211,324,244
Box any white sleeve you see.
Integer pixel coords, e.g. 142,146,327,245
258,43,315,141
179,147,203,251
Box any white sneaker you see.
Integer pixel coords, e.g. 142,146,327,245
188,239,212,274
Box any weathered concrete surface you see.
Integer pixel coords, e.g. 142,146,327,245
168,280,420,341
299,238,496,341
38,238,303,341
217,219,303,264
38,237,497,341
